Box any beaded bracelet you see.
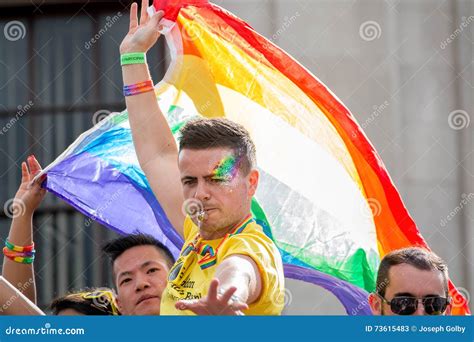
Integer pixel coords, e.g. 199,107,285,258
4,255,34,264
123,80,154,97
5,239,34,253
3,247,35,258
3,247,35,264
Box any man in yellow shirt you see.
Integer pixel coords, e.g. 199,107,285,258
119,0,284,315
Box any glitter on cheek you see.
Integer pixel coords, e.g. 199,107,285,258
212,155,239,181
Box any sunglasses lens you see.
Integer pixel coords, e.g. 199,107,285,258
391,297,417,315
424,297,447,315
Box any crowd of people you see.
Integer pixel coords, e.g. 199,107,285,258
0,0,453,317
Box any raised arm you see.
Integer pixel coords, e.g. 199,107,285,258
2,155,45,304
120,0,185,236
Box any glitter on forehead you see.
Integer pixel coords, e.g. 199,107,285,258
213,155,239,180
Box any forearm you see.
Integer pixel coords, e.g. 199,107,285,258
2,213,36,303
215,255,261,304
122,62,178,167
0,276,43,315
215,266,251,304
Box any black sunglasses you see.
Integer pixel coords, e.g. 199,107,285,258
378,294,450,315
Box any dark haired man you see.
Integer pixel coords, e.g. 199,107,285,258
103,234,175,315
369,247,452,315
119,0,284,315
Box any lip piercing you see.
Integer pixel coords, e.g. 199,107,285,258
197,211,205,222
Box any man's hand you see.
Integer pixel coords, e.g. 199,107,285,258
14,155,46,216
120,0,164,54
175,279,249,315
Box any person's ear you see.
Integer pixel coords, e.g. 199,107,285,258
368,293,383,315
247,169,259,196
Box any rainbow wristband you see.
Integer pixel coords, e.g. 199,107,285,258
5,239,35,253
5,255,34,264
123,80,154,97
120,52,146,66
3,247,35,264
3,247,35,258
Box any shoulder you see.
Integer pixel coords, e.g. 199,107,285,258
220,221,282,265
183,215,199,242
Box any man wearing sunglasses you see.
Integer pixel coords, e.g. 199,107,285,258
369,247,451,316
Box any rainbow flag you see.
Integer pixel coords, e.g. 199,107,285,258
38,0,470,315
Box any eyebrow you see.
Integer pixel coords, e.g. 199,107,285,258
393,292,416,297
117,270,132,281
117,261,160,280
392,292,442,298
181,174,223,182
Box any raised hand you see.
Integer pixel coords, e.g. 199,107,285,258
4,155,45,304
175,279,249,315
120,0,164,54
14,155,46,216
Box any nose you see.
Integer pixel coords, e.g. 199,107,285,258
194,180,211,202
135,274,150,292
413,299,426,316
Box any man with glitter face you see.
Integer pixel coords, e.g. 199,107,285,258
119,0,284,315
